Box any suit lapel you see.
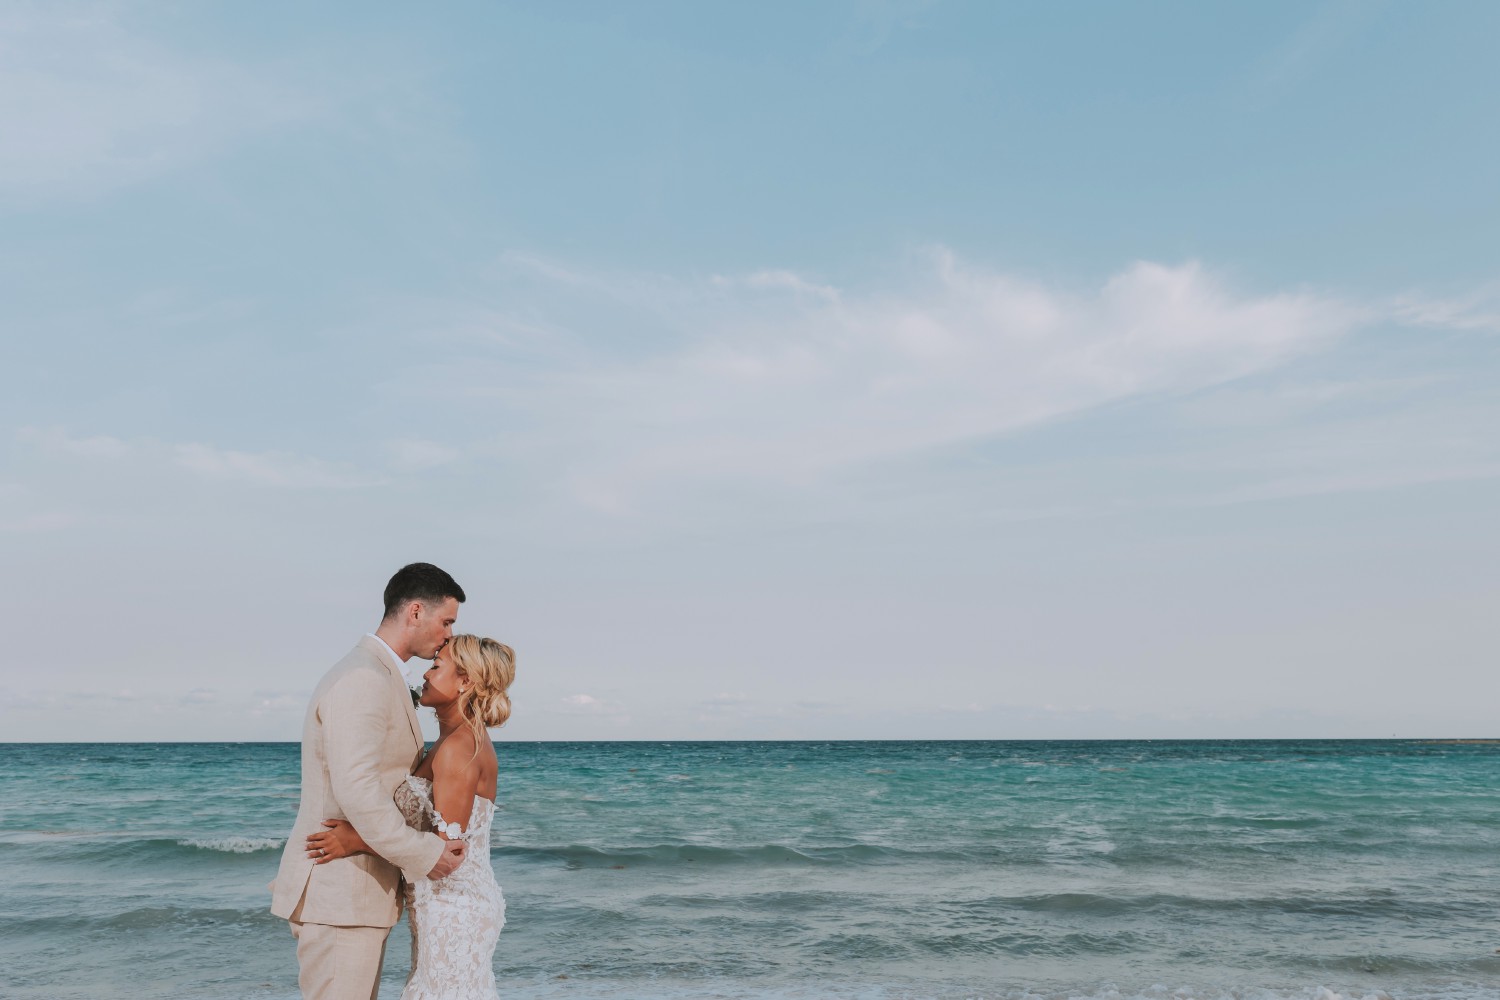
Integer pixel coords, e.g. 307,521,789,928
394,662,424,751
360,635,425,751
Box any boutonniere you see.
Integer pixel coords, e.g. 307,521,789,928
409,685,422,708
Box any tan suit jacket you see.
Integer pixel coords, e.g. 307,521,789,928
270,636,445,928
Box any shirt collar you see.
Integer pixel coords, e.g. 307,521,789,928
366,633,411,685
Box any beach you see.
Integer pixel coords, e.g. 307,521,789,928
2,739,1496,999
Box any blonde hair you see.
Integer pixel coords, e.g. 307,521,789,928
446,634,516,746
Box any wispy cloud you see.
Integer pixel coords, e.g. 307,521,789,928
692,693,841,723
0,4,322,200
711,269,841,303
557,693,625,715
250,691,305,716
445,250,1364,512
1244,0,1375,104
172,442,369,489
0,473,75,532
1388,285,1500,333
386,437,461,472
18,426,372,489
1167,389,1500,508
16,426,131,460
0,509,74,533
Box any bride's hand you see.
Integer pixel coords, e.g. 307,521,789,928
306,819,369,863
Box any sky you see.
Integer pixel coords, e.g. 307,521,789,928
2,1,1498,742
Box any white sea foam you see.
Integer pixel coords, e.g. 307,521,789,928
180,981,1490,1000
179,836,284,853
354,981,1467,1000
1006,988,1399,1000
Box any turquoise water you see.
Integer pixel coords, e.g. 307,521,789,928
1,740,1496,999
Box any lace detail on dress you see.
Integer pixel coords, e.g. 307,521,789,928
395,775,506,1000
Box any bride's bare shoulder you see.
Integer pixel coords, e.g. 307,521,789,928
431,727,498,799
432,728,478,767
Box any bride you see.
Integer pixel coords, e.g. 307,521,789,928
308,634,515,1000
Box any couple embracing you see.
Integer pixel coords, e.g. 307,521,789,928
270,563,516,1000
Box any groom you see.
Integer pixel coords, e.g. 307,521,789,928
271,562,469,1000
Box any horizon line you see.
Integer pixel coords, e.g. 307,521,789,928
3,736,1497,746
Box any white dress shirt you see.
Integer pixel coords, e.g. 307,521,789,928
366,633,410,685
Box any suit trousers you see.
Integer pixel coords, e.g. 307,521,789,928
289,894,392,1000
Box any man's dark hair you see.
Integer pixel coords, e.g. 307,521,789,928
383,563,466,620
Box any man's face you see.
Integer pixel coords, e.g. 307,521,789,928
410,596,460,660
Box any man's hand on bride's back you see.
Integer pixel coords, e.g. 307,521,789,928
427,839,466,879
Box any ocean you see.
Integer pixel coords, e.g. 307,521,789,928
0,740,1495,1000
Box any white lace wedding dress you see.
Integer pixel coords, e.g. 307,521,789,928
395,774,506,1000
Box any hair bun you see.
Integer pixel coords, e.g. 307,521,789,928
447,634,516,734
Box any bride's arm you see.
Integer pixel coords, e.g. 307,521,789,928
428,728,482,838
